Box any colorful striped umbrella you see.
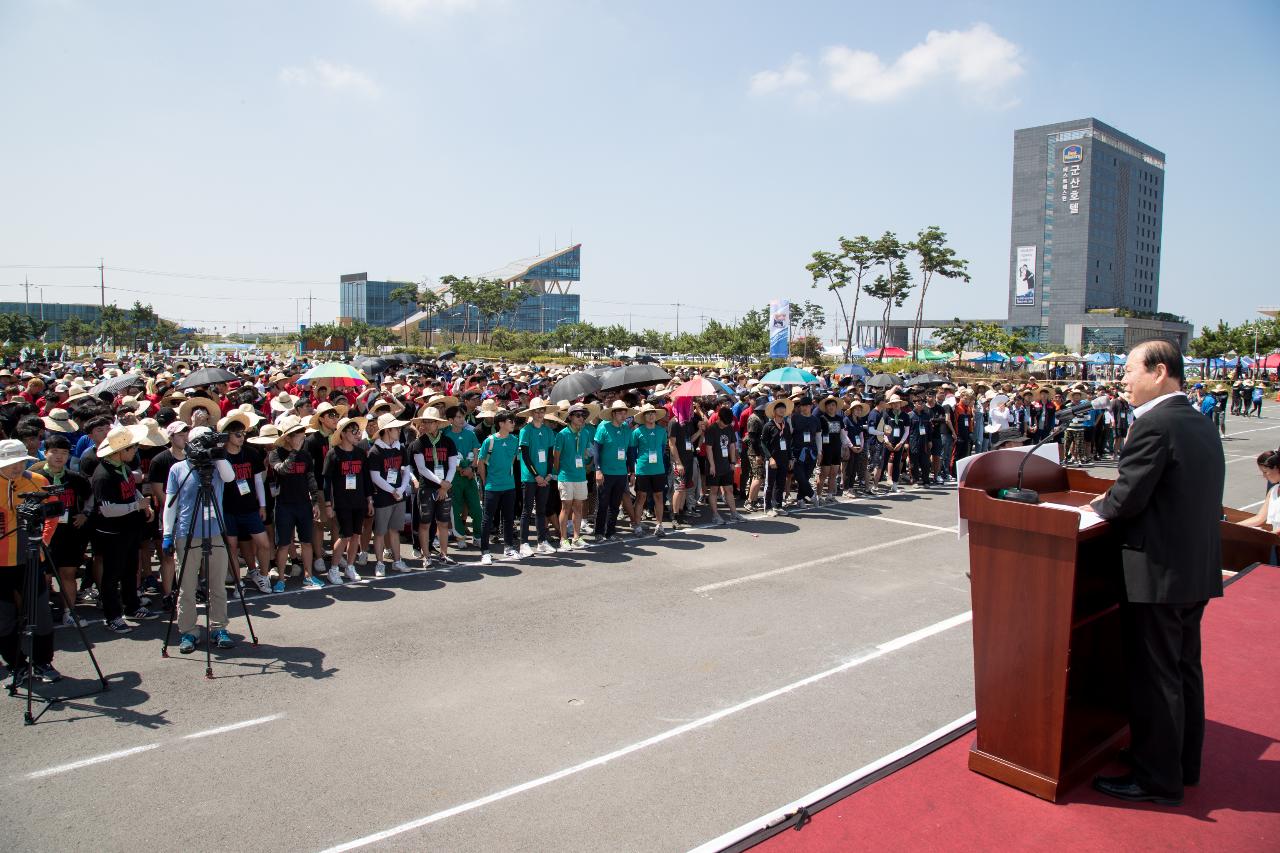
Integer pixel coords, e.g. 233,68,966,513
296,362,369,387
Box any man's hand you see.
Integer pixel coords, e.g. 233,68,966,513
325,505,335,521
436,485,448,500
535,475,547,487
141,503,154,522
367,498,375,517
259,506,267,522
72,512,88,529
595,470,604,485
768,459,777,469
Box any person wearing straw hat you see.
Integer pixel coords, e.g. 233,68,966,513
179,396,220,429
476,409,521,565
322,415,372,583
217,411,275,592
41,408,79,437
0,439,63,683
268,416,326,589
880,394,909,494
30,433,94,629
368,413,414,577
409,407,458,567
843,398,872,495
760,397,794,516
552,403,593,551
815,396,845,503
304,401,343,578
592,400,633,544
628,402,670,536
444,404,482,549
161,426,239,654
702,402,741,524
90,424,160,632
516,397,558,556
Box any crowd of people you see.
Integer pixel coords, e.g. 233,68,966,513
0,351,1273,685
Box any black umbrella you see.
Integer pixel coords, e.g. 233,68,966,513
865,373,900,389
438,349,458,361
90,372,143,397
354,356,389,374
549,371,604,402
175,366,239,389
585,364,615,376
903,373,948,388
599,363,671,392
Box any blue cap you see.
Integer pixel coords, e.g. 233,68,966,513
1193,383,1203,389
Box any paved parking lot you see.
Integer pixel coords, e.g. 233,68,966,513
3,401,1277,852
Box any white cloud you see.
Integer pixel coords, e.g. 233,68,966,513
372,0,477,18
278,61,382,99
751,24,1023,107
749,55,811,96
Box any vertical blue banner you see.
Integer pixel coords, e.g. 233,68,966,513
768,299,790,358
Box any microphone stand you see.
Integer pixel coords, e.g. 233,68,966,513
997,406,1089,504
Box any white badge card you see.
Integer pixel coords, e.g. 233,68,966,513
616,449,626,461
893,428,901,438
721,446,729,457
574,457,584,469
236,479,251,496
779,439,787,450
387,469,399,485
59,510,69,524
803,432,811,443
648,452,658,465
345,474,358,490
918,426,926,436
434,466,444,480
537,449,546,464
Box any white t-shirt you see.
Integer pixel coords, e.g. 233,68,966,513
1267,483,1280,532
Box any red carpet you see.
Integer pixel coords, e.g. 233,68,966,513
757,566,1280,853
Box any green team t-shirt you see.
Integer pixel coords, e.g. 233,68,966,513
629,424,668,475
518,422,557,482
553,425,592,483
446,425,480,469
478,433,519,492
593,420,632,476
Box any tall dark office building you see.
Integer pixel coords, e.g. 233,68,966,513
1007,118,1190,351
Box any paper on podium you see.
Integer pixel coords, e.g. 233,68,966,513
956,443,1062,538
1040,502,1107,531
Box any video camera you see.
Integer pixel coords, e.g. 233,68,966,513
17,485,67,528
186,430,230,466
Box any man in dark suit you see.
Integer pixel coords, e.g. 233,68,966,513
1089,340,1224,806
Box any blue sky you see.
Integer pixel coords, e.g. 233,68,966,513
1,0,1277,338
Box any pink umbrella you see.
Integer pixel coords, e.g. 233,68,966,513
671,377,721,398
866,346,909,359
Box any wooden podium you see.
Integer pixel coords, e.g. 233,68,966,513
958,449,1279,801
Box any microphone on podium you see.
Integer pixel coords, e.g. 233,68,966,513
996,399,1095,504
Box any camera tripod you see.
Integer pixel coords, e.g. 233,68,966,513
6,498,109,726
159,463,259,679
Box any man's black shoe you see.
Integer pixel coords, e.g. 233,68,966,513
1092,774,1181,806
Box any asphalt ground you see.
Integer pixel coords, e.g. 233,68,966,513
3,399,1277,853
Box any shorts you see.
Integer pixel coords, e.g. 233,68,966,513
333,505,365,538
223,510,266,538
417,487,452,525
557,479,588,501
748,453,765,481
49,527,90,569
673,455,694,489
374,501,406,535
274,502,314,547
708,467,734,488
820,441,843,467
634,473,666,495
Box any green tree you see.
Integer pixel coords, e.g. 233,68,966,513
388,283,420,347
906,226,970,359
416,286,446,348
864,260,913,361
807,234,876,360
130,300,158,346
61,315,90,346
97,303,130,345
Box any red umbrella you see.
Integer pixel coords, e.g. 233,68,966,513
1257,352,1280,369
866,346,909,359
671,377,720,399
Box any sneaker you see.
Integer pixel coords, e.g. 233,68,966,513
558,539,577,553
501,548,521,562
61,611,77,627
392,560,413,573
631,527,646,540
105,617,132,634
373,562,387,578
129,607,160,622
179,633,198,654
303,576,325,590
654,525,667,538
212,629,235,650
32,664,63,683
518,543,534,558
344,564,360,582
313,557,327,574
355,551,368,566
412,547,424,560
709,515,724,526
480,552,494,566
765,509,777,517
382,549,395,563
272,580,286,593
327,566,344,585
438,553,457,565
729,512,744,523
249,571,272,594
536,541,556,556
571,537,587,550
580,522,594,535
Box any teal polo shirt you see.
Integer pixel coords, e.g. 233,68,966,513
593,420,632,476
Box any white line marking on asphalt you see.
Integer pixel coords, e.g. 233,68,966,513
1227,422,1279,437
315,611,973,853
24,713,285,780
182,713,285,740
27,744,160,779
688,710,977,853
692,529,951,594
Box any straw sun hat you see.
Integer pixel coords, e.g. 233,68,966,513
97,424,149,459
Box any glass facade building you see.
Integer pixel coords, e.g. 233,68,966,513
339,275,411,328
1007,119,1189,351
0,301,104,342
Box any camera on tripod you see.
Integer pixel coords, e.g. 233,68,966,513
17,486,66,529
187,431,230,466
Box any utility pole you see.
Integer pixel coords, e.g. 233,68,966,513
675,302,681,338
308,291,313,328
21,276,31,317
99,258,105,309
